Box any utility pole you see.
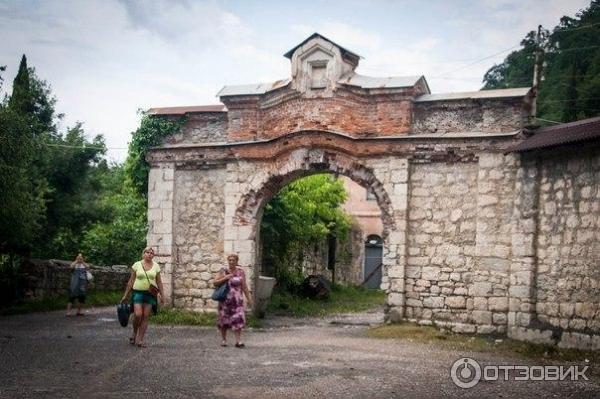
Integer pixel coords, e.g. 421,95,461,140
530,24,544,124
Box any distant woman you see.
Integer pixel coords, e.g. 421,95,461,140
121,247,164,348
67,253,89,317
213,254,253,347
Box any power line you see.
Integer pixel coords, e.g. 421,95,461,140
430,44,522,78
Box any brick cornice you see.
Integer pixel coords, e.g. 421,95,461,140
147,129,523,165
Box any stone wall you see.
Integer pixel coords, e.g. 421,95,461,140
508,146,600,349
172,166,227,311
405,162,479,331
412,98,526,134
20,259,130,298
162,113,227,144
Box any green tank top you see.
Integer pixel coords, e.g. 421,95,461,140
132,261,160,291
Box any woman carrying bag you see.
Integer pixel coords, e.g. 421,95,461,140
213,253,253,348
121,247,164,348
67,253,91,316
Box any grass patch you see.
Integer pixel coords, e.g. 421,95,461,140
368,322,600,366
267,284,386,317
0,290,122,316
150,307,263,328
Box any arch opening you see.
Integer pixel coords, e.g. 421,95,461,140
227,148,404,318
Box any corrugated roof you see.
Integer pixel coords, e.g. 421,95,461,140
148,105,226,116
509,116,600,152
283,32,361,60
414,87,531,102
217,79,290,97
339,73,424,89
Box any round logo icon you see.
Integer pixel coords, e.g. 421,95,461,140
450,357,482,389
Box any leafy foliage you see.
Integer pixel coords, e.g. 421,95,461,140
482,1,600,122
1,55,123,264
124,113,184,197
81,181,147,266
260,174,352,288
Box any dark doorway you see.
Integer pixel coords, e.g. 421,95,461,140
363,234,383,289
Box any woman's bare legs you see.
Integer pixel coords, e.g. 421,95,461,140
136,303,152,347
219,327,228,345
76,300,84,315
132,303,142,344
234,329,243,345
66,302,72,316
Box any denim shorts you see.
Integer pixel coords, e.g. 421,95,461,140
132,290,157,306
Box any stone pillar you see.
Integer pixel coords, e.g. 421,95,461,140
507,156,553,344
147,164,175,304
372,157,408,322
224,161,256,294
471,153,516,334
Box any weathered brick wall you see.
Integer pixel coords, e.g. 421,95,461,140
222,87,416,142
172,167,227,311
405,162,478,330
162,113,227,144
412,99,526,134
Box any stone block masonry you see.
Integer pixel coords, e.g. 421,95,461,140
144,34,599,350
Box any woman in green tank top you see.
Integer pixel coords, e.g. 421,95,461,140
121,247,164,348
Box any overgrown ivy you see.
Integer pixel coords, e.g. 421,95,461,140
124,111,185,197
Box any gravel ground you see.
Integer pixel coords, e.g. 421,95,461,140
0,306,598,399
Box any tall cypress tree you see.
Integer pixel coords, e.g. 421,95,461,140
8,55,34,116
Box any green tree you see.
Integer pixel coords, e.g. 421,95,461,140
0,57,49,255
35,123,108,259
0,107,47,254
482,1,600,122
81,174,147,266
260,174,352,288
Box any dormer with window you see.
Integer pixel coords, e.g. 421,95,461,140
285,33,360,97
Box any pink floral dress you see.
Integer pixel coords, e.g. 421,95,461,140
217,267,246,331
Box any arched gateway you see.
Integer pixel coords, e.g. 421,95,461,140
146,33,553,336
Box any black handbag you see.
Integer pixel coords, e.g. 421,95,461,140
211,282,229,302
117,303,131,327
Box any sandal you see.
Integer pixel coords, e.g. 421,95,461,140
220,342,228,347
235,343,245,348
129,337,135,345
136,342,147,348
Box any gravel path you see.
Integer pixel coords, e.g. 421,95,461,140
0,306,597,398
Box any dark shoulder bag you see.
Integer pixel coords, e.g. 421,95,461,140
212,270,230,301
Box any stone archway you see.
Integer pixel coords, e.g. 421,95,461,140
222,147,409,320
146,33,572,345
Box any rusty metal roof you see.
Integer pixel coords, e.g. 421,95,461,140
415,87,531,102
283,32,362,60
509,116,600,152
148,105,227,115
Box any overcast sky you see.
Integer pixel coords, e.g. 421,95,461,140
0,0,591,162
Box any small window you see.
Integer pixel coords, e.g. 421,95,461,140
366,188,376,201
311,63,327,89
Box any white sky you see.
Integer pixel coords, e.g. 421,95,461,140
0,0,591,163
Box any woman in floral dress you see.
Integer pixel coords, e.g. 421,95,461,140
213,254,253,347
